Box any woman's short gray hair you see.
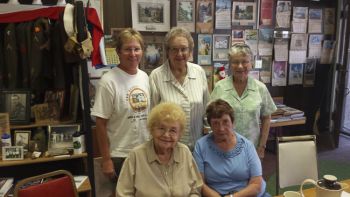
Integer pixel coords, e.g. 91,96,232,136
164,27,194,52
228,43,253,63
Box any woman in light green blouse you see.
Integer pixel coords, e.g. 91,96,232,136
116,102,203,197
211,43,277,159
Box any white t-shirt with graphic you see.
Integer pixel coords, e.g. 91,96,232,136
91,67,150,158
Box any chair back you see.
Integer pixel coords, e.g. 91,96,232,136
276,135,318,195
14,170,78,197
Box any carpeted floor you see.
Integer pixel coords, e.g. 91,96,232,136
263,134,350,195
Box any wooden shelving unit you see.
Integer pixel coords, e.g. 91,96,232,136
0,153,87,167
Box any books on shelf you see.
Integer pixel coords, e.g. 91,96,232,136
0,178,14,197
271,105,305,122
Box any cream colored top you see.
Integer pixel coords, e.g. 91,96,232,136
116,140,203,197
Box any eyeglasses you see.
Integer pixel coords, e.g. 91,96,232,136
120,47,142,54
231,60,251,66
155,126,179,137
169,47,189,54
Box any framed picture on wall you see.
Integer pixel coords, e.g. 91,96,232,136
0,91,31,125
131,0,170,32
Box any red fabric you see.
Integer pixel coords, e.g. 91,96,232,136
0,6,104,66
18,176,76,197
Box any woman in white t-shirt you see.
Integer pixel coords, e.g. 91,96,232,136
91,28,150,196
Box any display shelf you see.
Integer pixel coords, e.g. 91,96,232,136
270,118,306,128
10,120,76,129
0,153,87,167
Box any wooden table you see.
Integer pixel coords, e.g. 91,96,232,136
274,179,350,197
270,118,306,128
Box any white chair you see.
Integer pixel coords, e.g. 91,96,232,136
276,135,318,195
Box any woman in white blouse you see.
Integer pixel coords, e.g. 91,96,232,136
149,27,210,150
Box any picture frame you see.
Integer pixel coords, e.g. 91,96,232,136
48,124,80,155
131,0,170,32
0,90,31,125
32,103,60,124
14,130,31,151
232,1,257,27
2,146,24,161
0,113,10,134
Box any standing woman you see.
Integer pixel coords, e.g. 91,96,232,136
149,27,210,150
210,43,276,158
91,28,150,193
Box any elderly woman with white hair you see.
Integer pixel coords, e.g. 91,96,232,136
116,102,203,196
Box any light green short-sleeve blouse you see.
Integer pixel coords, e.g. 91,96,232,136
210,76,277,146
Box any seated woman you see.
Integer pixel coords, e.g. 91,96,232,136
193,99,271,197
116,102,203,197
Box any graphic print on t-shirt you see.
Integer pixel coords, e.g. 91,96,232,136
128,87,148,113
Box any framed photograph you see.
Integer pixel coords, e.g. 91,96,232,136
48,124,80,155
44,90,65,119
2,146,24,161
14,130,31,151
32,103,60,124
0,113,10,134
0,90,31,124
131,0,170,32
232,1,256,26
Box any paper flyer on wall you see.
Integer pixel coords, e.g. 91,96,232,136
232,29,245,45
290,33,308,50
215,0,231,29
232,1,256,27
258,28,274,56
292,7,308,33
213,34,230,61
275,1,291,28
196,0,214,33
320,40,336,64
274,38,289,61
260,56,272,83
308,34,324,58
245,29,258,56
197,34,212,65
308,9,323,33
260,0,274,27
272,61,287,86
303,58,316,87
131,0,170,32
289,63,304,85
323,8,335,35
176,0,195,32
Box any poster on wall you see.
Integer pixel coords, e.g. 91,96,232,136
176,0,195,32
131,0,170,32
260,0,274,26
272,61,287,86
141,35,165,74
212,34,230,61
289,63,304,85
196,0,214,33
215,0,231,29
197,34,212,65
275,1,291,28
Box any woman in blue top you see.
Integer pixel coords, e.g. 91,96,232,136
193,99,270,197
